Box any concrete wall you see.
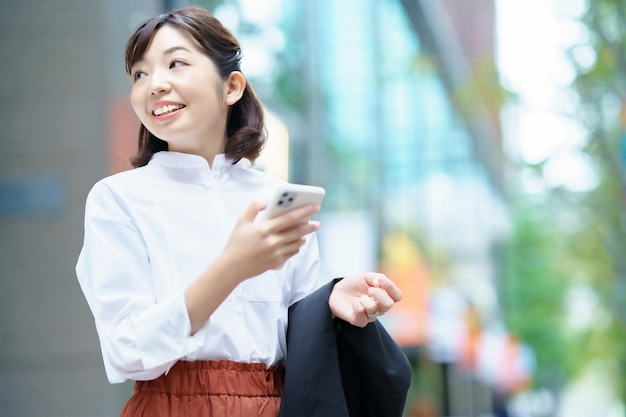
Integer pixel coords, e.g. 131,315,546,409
0,1,160,415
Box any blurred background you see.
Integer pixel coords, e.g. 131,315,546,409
1,0,624,415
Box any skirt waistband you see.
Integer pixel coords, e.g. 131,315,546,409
133,360,285,397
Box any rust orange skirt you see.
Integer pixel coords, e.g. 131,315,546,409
120,360,284,417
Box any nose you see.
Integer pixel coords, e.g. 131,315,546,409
149,69,171,95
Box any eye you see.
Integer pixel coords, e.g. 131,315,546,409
132,70,147,82
170,59,187,69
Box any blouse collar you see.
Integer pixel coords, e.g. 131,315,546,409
149,151,246,171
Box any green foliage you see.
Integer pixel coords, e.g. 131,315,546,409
501,197,584,389
570,0,626,402
503,0,626,401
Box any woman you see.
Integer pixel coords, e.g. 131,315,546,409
76,6,410,417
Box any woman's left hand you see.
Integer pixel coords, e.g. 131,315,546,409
328,273,402,328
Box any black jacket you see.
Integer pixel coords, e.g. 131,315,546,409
279,279,412,417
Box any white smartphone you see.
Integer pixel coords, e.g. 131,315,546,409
259,183,326,223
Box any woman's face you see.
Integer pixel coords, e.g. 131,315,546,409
129,25,230,154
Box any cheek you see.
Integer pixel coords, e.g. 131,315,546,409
130,88,146,120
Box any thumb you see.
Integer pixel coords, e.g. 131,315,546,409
379,276,403,302
241,200,268,223
365,273,403,302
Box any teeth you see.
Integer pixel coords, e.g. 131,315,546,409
153,104,184,116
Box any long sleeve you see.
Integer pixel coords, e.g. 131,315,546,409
76,182,205,383
287,233,321,306
77,152,321,384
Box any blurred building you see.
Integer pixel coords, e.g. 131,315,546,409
0,1,159,415
274,0,527,415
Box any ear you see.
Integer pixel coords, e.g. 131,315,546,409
225,71,246,106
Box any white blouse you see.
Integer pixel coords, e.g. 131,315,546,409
76,151,320,384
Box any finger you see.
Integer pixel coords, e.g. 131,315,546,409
381,280,403,302
266,204,320,231
364,272,386,288
350,297,370,327
369,274,403,302
359,294,378,316
281,220,320,242
279,238,307,259
244,200,268,222
368,286,395,313
266,222,318,256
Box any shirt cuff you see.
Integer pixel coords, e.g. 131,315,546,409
132,290,204,370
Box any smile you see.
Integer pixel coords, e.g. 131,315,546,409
152,104,186,116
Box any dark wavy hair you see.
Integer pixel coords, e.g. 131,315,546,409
124,6,266,167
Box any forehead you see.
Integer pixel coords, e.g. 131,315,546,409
141,25,203,61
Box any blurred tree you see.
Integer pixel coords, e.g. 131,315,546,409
501,0,626,403
560,0,626,402
501,195,587,393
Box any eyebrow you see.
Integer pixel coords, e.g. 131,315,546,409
164,46,192,55
132,45,193,69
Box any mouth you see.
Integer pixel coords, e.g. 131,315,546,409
152,103,186,116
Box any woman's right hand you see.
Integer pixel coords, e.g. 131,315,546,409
186,200,320,334
219,200,321,282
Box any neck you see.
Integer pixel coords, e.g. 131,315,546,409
168,137,226,168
